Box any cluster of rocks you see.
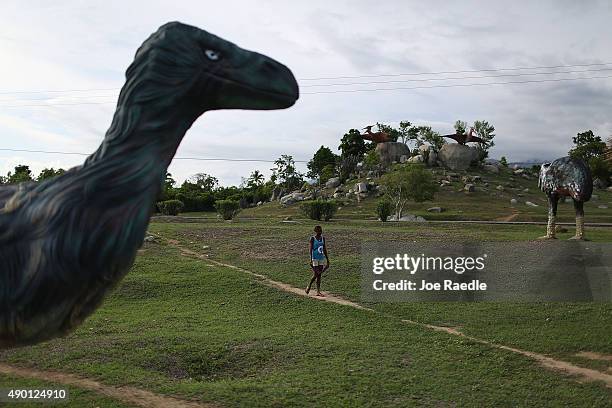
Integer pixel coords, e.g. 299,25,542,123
387,214,426,222
437,171,486,193
275,175,382,207
397,144,439,167
279,191,311,206
511,167,532,180
329,180,376,201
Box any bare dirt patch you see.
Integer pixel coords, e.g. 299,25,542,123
576,351,612,362
0,363,215,408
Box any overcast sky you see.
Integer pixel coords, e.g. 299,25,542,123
1,0,611,185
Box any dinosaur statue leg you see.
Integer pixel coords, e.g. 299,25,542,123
538,193,559,239
569,200,588,240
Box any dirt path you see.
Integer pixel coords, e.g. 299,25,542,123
166,237,612,389
0,363,214,408
495,208,520,222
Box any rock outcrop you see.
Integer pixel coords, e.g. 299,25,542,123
325,177,341,189
438,144,479,171
376,142,411,166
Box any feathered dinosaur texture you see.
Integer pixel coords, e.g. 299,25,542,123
538,156,592,240
0,22,298,348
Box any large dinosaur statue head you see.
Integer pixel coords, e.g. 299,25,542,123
0,22,300,348
124,21,299,113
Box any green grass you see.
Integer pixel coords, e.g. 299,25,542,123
153,221,612,364
0,220,610,406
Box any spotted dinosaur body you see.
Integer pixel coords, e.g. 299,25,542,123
538,156,592,240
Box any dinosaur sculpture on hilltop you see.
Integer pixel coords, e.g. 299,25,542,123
441,127,486,145
0,22,298,347
360,125,391,143
538,156,592,240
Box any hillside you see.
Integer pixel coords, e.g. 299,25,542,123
241,164,612,224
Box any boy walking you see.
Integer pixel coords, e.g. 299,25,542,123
306,225,329,297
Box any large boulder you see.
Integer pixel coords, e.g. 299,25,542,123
280,192,305,206
325,177,341,189
438,144,479,171
483,163,500,174
376,142,411,166
427,150,438,166
355,182,368,193
407,155,424,163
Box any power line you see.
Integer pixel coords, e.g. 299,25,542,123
0,88,119,95
298,61,612,80
4,66,611,102
1,73,611,108
300,67,612,87
301,74,612,94
0,148,309,163
0,93,118,102
1,61,611,95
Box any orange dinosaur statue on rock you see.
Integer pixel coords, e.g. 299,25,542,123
360,125,391,143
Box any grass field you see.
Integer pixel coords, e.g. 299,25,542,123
1,219,610,407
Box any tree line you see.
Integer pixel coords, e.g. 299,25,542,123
3,122,608,218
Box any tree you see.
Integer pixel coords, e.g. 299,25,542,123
380,164,438,219
472,120,495,161
454,120,467,135
307,146,338,181
500,156,508,167
363,148,381,170
374,123,400,143
339,129,368,158
7,165,33,184
188,173,218,192
37,168,65,182
159,172,177,201
568,130,606,162
417,126,446,152
319,164,336,184
246,170,265,188
271,154,303,190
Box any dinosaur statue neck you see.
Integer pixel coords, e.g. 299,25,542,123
71,97,202,215
89,102,200,166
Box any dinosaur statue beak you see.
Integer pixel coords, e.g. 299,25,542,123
210,49,299,111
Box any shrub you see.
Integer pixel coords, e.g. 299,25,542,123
215,199,241,220
300,199,338,221
380,164,438,219
319,164,336,184
175,192,215,212
376,200,393,222
157,199,184,216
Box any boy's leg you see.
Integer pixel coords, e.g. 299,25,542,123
315,266,323,295
306,273,317,294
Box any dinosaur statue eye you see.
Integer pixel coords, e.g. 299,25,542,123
204,49,221,61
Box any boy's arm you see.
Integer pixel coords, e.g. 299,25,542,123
309,237,314,266
323,238,330,268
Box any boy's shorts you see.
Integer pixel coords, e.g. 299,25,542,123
311,259,326,266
